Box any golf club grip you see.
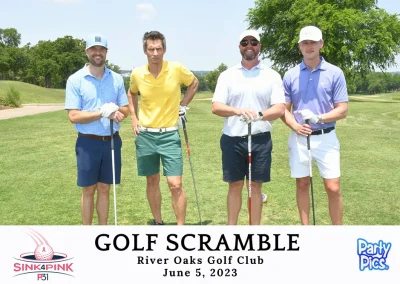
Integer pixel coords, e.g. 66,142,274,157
110,120,114,150
305,119,311,150
182,119,189,142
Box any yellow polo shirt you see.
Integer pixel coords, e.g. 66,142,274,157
129,61,195,128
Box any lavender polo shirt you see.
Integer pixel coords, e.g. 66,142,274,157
65,64,129,136
283,57,348,130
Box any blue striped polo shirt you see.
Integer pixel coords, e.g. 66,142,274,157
65,64,129,136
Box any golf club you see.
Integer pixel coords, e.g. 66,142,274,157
110,119,117,225
305,119,316,225
247,122,252,225
181,118,202,225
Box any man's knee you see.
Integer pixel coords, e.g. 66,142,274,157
324,179,341,196
147,174,160,187
97,183,110,195
296,177,310,192
229,180,244,193
167,177,183,195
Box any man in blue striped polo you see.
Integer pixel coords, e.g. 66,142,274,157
65,34,129,225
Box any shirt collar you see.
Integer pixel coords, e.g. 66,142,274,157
83,63,111,78
300,56,327,71
144,60,169,75
235,60,265,71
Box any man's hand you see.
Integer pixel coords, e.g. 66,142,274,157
299,109,320,124
178,105,187,127
131,116,140,136
100,103,119,118
239,109,262,124
294,123,312,136
109,110,125,123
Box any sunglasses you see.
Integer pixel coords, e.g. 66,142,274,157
240,39,259,47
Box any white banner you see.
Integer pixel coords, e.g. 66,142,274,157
0,226,398,284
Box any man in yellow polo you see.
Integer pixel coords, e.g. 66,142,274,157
127,31,199,225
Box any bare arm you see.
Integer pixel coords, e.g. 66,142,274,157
180,77,199,106
319,102,348,123
119,105,129,118
127,89,139,118
211,101,241,117
280,102,299,130
68,109,101,124
127,88,140,135
260,103,285,121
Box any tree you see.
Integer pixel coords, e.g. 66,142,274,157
0,28,21,47
205,63,228,92
246,0,400,78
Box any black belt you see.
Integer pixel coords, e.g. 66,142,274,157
236,132,270,139
311,127,335,135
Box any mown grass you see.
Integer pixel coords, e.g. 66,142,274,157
0,91,399,225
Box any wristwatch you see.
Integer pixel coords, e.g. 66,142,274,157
316,115,323,124
258,111,263,119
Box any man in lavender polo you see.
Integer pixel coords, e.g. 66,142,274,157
281,26,348,225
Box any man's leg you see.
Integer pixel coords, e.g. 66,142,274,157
296,177,311,225
81,184,97,225
146,173,163,224
227,180,244,225
96,182,111,225
246,180,263,225
323,178,342,225
166,176,187,225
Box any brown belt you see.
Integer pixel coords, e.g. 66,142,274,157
78,131,119,141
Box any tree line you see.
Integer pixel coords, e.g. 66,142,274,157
0,28,121,89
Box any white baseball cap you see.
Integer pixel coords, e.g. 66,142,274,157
239,30,260,42
298,26,322,43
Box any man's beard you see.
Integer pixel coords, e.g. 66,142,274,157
241,49,259,61
89,56,105,67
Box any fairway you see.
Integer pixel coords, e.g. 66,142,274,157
0,92,399,225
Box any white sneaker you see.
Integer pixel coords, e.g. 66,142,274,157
261,193,268,203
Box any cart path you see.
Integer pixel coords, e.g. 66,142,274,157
0,104,65,120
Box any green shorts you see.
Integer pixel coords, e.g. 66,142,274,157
135,130,183,176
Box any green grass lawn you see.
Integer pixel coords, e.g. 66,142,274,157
0,80,65,104
0,90,399,225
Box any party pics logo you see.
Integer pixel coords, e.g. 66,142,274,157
357,238,391,271
13,229,74,280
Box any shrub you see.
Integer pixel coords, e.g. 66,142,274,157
4,86,21,107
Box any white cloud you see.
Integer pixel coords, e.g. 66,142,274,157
136,3,157,20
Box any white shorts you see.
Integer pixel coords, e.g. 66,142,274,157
288,130,340,179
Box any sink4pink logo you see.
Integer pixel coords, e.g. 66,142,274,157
13,228,74,281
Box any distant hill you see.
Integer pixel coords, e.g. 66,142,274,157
0,81,65,104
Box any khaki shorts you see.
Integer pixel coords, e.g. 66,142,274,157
135,131,183,176
288,130,340,179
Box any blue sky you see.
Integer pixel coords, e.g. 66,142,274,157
1,0,399,71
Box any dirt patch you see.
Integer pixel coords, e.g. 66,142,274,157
0,104,14,110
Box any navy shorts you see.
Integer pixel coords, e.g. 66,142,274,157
220,132,272,183
75,135,122,187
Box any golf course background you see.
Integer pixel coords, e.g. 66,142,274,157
0,81,399,225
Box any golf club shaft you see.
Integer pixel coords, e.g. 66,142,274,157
181,119,202,225
248,122,252,225
110,119,117,225
305,119,316,225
